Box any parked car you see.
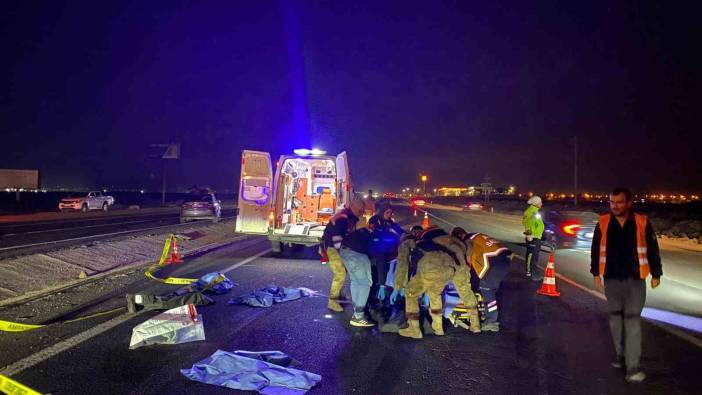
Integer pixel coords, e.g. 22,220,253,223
180,193,222,223
462,201,484,211
543,210,598,250
59,191,115,212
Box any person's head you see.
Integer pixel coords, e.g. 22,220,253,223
451,227,469,242
527,196,543,208
349,199,365,217
609,187,633,217
409,225,424,238
376,201,393,220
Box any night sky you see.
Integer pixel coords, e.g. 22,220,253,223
1,1,699,193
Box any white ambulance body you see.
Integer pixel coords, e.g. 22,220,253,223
235,149,352,252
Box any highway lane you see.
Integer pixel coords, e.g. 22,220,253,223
0,208,237,257
413,205,702,320
1,223,701,394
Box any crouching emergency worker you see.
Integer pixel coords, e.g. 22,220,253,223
322,199,366,313
395,227,480,339
390,225,425,303
452,228,512,332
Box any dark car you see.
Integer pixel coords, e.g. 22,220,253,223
180,193,222,223
543,210,598,250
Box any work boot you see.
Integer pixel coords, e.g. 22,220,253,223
398,319,423,339
467,309,482,333
327,299,343,312
481,322,500,332
430,314,445,336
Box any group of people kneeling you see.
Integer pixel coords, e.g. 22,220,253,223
321,199,513,337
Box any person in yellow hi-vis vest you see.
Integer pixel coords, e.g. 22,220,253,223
451,228,512,332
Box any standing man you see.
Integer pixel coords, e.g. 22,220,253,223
591,188,662,383
368,202,403,305
322,199,366,314
523,195,544,280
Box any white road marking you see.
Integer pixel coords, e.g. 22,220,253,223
0,245,268,376
221,249,272,274
0,312,139,376
432,209,702,349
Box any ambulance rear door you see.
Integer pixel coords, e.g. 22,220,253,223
236,150,273,234
336,151,352,209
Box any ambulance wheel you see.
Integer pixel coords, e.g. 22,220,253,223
271,241,282,254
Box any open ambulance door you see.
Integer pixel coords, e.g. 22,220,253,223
336,151,352,209
235,150,273,234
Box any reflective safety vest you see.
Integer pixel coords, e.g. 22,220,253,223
598,213,650,279
468,233,509,279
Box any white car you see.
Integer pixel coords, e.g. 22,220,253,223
59,191,115,212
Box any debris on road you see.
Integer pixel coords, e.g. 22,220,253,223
227,286,319,308
190,272,235,294
181,349,321,394
129,304,204,349
126,291,213,313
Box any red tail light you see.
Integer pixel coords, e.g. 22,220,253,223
562,222,581,236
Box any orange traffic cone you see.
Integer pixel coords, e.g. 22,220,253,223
422,212,430,229
413,209,418,217
537,254,560,297
166,236,184,264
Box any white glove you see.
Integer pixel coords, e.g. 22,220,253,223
526,235,534,242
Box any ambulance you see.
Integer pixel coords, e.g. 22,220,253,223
235,149,353,253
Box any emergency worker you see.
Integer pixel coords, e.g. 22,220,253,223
395,227,480,339
322,199,366,313
390,225,425,301
523,196,544,280
339,225,375,327
452,228,512,332
368,202,404,305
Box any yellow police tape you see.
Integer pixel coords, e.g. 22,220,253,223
0,307,127,333
0,373,42,395
144,234,199,285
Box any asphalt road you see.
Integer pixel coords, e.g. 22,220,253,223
0,208,237,258
417,205,702,321
1,209,701,394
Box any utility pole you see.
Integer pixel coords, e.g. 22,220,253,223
573,135,578,206
481,174,492,205
421,175,428,196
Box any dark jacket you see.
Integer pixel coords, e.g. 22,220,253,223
590,212,662,280
368,214,403,253
322,209,359,250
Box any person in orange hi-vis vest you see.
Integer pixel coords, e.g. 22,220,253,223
590,188,662,384
452,228,512,333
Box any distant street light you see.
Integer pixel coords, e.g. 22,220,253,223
421,175,428,195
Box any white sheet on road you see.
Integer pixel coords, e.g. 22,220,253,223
129,304,205,349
